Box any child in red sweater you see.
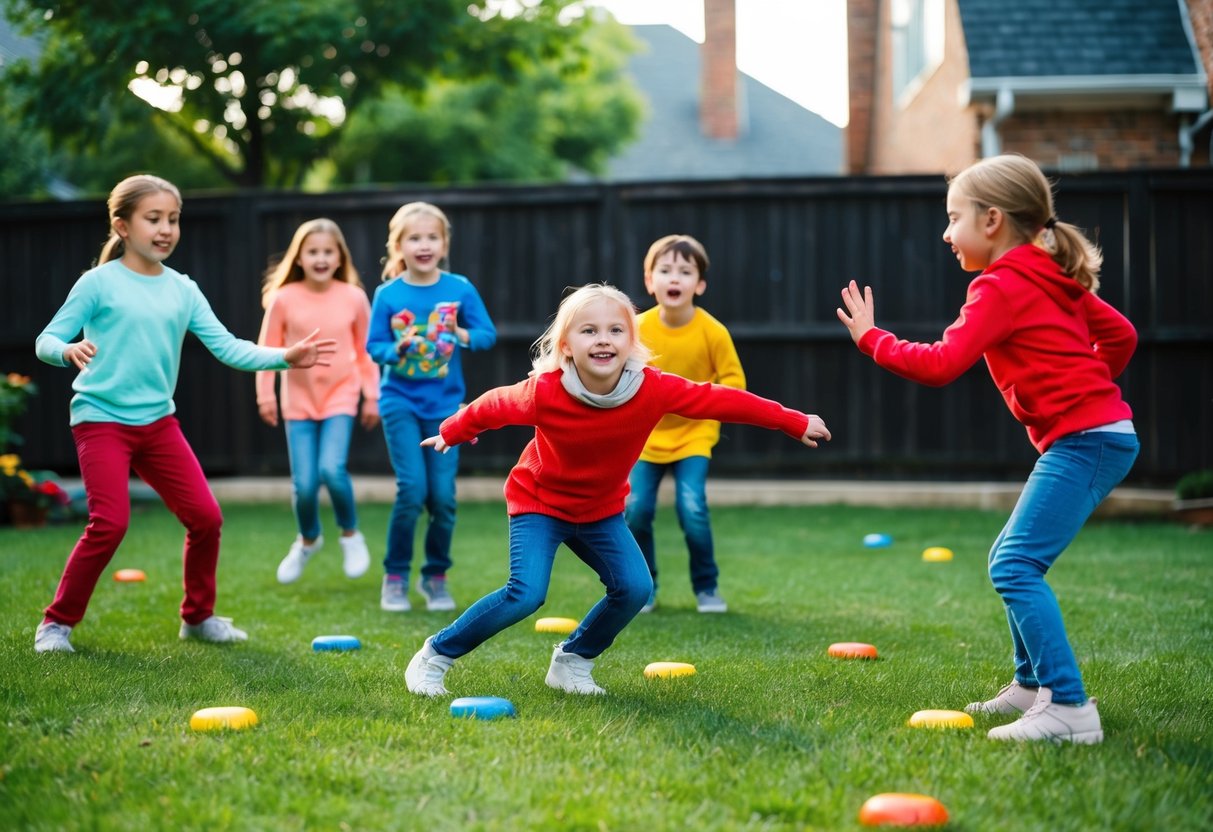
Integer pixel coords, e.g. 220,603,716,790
405,284,831,696
837,154,1138,745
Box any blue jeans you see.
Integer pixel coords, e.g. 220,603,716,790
625,456,718,593
430,512,653,660
380,407,458,578
285,415,357,540
988,430,1139,704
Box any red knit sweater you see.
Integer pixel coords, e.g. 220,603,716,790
439,367,811,522
857,244,1135,453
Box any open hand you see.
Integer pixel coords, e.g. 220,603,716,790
836,280,876,345
284,328,338,368
800,415,832,448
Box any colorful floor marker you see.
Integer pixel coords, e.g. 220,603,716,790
189,706,259,731
113,569,146,582
311,635,362,652
534,617,579,634
643,661,697,679
827,642,879,660
907,709,974,729
858,793,949,826
450,696,516,720
922,547,954,562
863,533,893,548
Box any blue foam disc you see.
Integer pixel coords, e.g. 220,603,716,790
863,533,893,548
450,696,516,720
311,635,362,652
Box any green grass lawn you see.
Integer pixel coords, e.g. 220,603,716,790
2,500,1210,831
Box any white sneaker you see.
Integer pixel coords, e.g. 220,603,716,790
545,644,606,695
277,535,324,584
35,621,74,653
405,637,455,696
695,589,728,613
986,686,1103,745
381,575,411,612
180,615,249,643
965,680,1040,715
339,531,370,578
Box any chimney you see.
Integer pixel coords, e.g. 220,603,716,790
701,0,738,140
846,0,878,173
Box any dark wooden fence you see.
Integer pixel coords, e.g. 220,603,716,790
2,170,1210,487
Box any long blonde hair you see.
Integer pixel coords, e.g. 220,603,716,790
948,154,1103,292
261,218,362,308
97,174,182,265
381,201,451,280
530,284,652,374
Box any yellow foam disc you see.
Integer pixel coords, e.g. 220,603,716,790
534,617,579,634
922,547,954,562
643,661,697,679
907,709,973,729
190,706,259,732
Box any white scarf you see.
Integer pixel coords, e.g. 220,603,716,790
560,358,646,408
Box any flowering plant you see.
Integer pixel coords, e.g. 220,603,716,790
1,373,37,452
0,454,70,510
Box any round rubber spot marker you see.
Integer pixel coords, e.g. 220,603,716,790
114,569,146,582
828,642,879,660
190,706,258,731
859,793,949,826
534,617,579,634
922,547,954,562
863,533,893,548
907,709,974,729
643,661,697,679
311,635,362,652
449,696,516,720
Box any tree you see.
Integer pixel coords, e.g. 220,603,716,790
2,0,630,189
329,19,643,185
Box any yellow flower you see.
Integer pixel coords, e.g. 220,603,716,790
0,454,20,475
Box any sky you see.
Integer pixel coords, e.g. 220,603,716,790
590,0,849,127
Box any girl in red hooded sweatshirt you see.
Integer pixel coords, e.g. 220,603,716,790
837,154,1138,745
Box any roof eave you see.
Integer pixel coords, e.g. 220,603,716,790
962,74,1209,112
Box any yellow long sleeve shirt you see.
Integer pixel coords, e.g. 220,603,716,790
637,306,745,463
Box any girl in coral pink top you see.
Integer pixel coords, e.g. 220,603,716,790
837,154,1138,745
403,284,831,698
257,219,380,585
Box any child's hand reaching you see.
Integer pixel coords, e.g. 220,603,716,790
421,434,451,454
284,328,338,368
836,280,876,345
800,415,832,448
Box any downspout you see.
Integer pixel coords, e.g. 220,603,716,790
1179,110,1213,167
981,86,1014,158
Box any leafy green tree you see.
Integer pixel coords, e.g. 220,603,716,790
2,0,631,189
329,20,643,184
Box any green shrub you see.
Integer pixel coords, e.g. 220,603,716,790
1176,469,1213,500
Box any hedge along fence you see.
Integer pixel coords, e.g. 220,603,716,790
2,169,1210,486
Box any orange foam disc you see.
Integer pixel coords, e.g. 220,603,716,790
827,642,878,660
907,709,974,729
858,793,949,826
921,547,954,562
113,568,146,582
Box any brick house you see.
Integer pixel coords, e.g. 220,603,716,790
847,0,1212,173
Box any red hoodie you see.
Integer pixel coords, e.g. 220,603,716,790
857,243,1135,453
439,366,811,523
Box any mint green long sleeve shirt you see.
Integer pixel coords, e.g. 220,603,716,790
36,260,289,426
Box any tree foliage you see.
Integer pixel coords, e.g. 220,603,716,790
2,0,638,189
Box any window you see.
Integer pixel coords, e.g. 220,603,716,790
891,0,945,105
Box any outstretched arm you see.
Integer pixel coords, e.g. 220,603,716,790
800,414,831,448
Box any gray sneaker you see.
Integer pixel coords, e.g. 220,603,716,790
965,680,1039,715
405,637,455,697
180,615,248,643
416,574,456,611
545,644,606,695
381,575,411,612
695,589,728,613
34,621,74,653
986,686,1103,744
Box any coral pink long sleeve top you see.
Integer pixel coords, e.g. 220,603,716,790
438,366,811,523
857,244,1135,453
256,281,379,420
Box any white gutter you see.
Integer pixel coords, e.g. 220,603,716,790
965,74,1208,110
981,86,1014,158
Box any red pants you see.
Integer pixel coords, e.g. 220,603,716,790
44,416,224,627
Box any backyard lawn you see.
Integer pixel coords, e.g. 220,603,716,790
2,500,1210,831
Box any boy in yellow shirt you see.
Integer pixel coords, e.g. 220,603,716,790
625,235,745,613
